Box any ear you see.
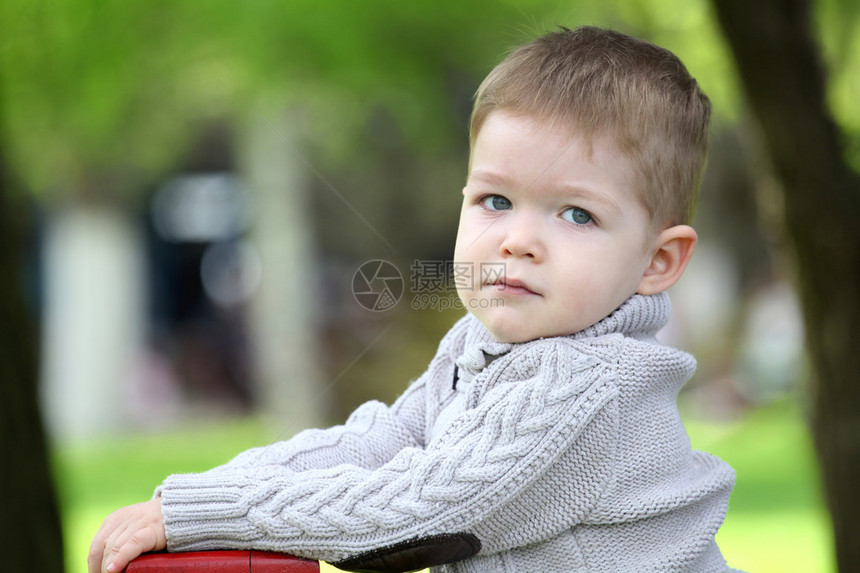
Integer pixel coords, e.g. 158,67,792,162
636,225,698,295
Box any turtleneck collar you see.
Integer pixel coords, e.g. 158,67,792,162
448,293,671,405
572,293,671,340
458,293,671,367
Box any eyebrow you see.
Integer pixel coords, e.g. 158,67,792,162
467,170,510,188
558,183,624,216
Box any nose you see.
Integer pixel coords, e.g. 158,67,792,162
499,212,544,261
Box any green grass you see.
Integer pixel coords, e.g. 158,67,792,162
53,416,274,573
55,400,834,573
684,400,835,572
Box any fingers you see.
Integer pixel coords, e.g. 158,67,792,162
89,513,119,573
88,500,166,573
103,528,160,573
88,535,105,573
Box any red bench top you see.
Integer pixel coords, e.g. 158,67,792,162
126,550,320,572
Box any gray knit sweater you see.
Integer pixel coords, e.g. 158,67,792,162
157,294,737,572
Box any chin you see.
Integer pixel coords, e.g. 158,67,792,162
473,308,542,344
486,319,578,343
484,322,536,344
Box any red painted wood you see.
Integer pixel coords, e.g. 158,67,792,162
126,550,320,572
251,551,320,573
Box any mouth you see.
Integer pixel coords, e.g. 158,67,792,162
490,277,540,296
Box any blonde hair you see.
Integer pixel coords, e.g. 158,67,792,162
470,26,711,229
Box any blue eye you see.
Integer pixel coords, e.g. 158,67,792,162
562,207,593,225
481,195,512,211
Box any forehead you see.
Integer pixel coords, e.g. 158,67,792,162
468,112,638,201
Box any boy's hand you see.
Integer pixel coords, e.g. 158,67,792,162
88,498,166,573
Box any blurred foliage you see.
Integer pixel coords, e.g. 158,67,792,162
2,0,857,198
1,1,205,194
815,0,860,168
0,1,556,196
0,0,741,198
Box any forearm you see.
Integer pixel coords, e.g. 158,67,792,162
184,380,428,485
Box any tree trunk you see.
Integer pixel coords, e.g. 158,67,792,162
711,0,860,570
237,108,324,431
0,146,65,570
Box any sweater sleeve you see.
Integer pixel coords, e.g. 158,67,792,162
158,339,619,564
151,379,428,510
211,377,429,476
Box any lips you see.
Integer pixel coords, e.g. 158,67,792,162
491,277,539,296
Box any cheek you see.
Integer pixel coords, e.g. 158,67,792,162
552,264,593,299
454,213,494,260
453,228,472,263
553,247,627,301
452,213,473,261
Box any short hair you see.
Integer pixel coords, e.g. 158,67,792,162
470,26,711,230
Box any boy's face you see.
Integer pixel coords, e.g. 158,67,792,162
453,111,659,343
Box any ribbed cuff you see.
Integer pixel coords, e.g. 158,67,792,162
159,473,263,551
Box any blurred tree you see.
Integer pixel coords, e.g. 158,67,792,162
712,0,860,570
0,104,64,572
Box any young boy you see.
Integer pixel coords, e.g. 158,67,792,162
91,26,738,573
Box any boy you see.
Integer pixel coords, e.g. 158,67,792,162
91,26,738,572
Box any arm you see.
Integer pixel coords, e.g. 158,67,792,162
89,319,468,573
90,370,434,573
159,340,619,566
210,378,428,475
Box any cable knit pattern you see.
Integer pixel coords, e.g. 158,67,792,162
157,294,739,572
